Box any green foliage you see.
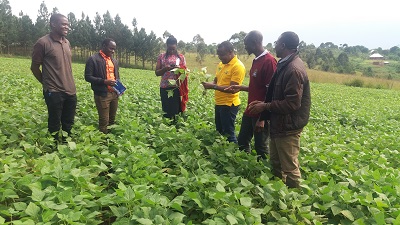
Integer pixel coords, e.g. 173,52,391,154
363,67,374,77
1,57,400,224
344,79,364,87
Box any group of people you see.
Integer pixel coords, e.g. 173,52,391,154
31,13,121,137
31,13,311,188
201,30,311,188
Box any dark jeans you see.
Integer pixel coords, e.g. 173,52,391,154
43,90,77,135
215,105,239,143
237,114,269,159
160,87,180,119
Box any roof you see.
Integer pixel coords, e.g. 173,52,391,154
369,53,384,58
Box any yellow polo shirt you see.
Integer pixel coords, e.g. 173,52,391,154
215,55,246,106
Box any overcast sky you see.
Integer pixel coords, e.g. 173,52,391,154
8,0,400,49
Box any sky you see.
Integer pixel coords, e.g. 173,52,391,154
7,0,400,50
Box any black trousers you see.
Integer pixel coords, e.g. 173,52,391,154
160,87,180,119
43,90,77,134
237,114,269,159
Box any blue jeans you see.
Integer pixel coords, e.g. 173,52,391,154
215,105,239,143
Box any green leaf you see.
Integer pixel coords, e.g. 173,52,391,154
68,141,77,150
25,202,40,217
270,211,281,220
226,214,238,225
216,183,225,192
3,189,19,199
203,208,217,214
373,211,385,225
118,182,127,191
240,197,252,207
187,192,203,208
124,186,135,201
41,201,68,210
170,202,183,213
341,210,354,221
0,216,5,224
279,199,287,210
136,218,153,225
31,188,45,201
167,89,174,98
331,205,342,216
240,178,253,187
13,202,27,211
42,210,57,222
70,168,81,177
169,212,185,223
109,206,128,218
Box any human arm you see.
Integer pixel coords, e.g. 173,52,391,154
224,85,249,93
155,55,177,76
31,41,43,83
202,78,239,93
84,56,116,86
30,62,42,83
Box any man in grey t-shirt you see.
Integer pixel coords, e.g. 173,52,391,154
31,13,77,143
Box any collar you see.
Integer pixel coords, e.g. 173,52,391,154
254,50,269,61
226,55,239,65
99,50,110,59
278,52,295,64
49,33,65,43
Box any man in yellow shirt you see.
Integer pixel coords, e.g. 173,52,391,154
202,41,246,143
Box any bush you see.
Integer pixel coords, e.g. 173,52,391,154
344,79,364,87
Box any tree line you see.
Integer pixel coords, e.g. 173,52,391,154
1,0,400,74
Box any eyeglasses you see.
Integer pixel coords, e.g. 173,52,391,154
273,41,285,48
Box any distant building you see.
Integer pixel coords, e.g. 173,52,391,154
369,53,384,60
369,53,384,65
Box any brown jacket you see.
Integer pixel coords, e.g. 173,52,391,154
261,52,311,137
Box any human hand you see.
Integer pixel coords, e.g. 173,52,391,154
168,64,178,71
202,82,215,90
254,120,265,133
104,79,116,86
248,101,269,115
224,85,241,93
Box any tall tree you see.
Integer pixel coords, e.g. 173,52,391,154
0,0,15,54
229,31,247,55
193,34,206,65
34,1,50,41
16,13,35,54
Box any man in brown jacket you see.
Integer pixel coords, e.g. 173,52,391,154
248,31,311,188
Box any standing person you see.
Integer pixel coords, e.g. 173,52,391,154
202,41,246,143
155,35,188,122
225,30,277,159
248,31,311,188
84,38,120,134
31,13,77,143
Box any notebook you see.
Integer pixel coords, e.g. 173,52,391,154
112,79,126,96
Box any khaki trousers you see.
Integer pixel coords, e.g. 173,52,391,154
94,92,118,133
269,133,301,188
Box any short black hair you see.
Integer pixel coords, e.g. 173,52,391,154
50,13,66,24
280,31,299,50
245,30,263,44
166,35,177,45
217,41,234,52
102,38,115,47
